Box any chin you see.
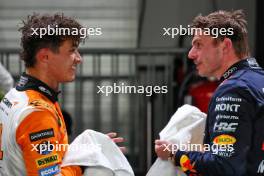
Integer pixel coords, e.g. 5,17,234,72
62,76,75,83
197,71,207,77
68,76,75,82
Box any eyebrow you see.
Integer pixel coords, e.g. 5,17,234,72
192,38,201,45
70,40,79,48
72,43,78,48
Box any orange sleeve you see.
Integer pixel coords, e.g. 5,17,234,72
16,110,82,176
61,166,82,175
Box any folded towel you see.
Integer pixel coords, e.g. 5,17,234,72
147,104,206,176
62,129,134,176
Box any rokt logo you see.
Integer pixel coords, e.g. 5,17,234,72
215,103,240,112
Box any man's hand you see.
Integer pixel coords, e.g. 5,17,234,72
155,140,175,160
106,132,126,153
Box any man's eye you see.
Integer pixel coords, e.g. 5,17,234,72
195,43,201,48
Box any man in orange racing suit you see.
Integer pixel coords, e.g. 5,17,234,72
0,13,123,176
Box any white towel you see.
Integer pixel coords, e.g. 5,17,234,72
147,104,207,176
62,129,134,176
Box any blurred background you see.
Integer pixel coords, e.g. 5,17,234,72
0,0,263,175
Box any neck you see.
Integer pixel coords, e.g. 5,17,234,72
215,55,243,80
26,68,59,91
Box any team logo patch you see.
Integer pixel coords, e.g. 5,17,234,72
213,134,236,145
38,164,60,176
180,155,197,173
29,128,54,142
36,154,59,168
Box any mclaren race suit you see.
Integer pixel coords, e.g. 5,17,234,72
0,73,82,175
172,58,264,176
0,63,14,93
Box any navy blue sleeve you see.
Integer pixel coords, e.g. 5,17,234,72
173,83,255,176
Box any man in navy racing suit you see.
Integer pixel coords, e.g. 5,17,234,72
155,10,264,176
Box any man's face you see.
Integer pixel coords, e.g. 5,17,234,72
188,33,224,78
48,40,82,83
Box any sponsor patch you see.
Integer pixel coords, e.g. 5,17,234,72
213,134,236,145
30,128,54,142
216,114,239,120
213,122,238,132
216,151,234,157
17,75,28,87
258,160,264,174
216,97,242,102
38,86,52,96
211,144,235,157
2,98,13,108
38,164,60,176
222,67,237,79
36,154,59,168
247,58,260,69
214,103,240,112
36,141,53,155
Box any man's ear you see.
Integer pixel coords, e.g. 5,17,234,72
222,38,233,54
35,48,50,64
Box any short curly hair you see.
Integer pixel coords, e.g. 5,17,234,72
19,13,84,67
191,10,250,58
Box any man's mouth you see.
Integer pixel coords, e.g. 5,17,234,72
194,62,200,67
71,65,76,70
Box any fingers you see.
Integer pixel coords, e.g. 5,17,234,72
107,133,126,153
155,144,170,160
119,147,127,153
154,139,172,160
112,137,124,143
155,139,169,146
155,143,167,153
107,132,117,138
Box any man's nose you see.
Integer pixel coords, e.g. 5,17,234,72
188,47,197,60
75,51,82,63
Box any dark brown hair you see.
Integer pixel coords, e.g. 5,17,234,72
191,10,250,58
19,13,83,67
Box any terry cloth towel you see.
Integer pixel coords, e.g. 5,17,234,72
62,129,134,176
147,104,207,176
